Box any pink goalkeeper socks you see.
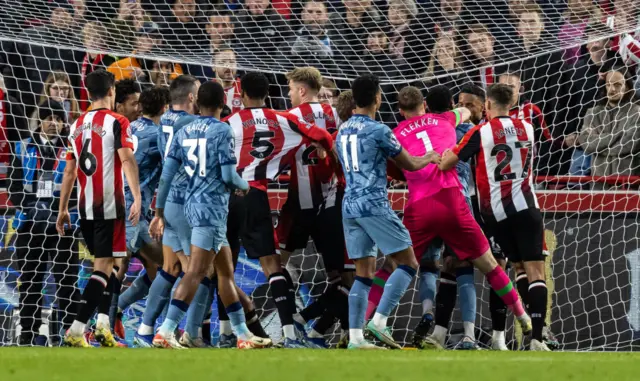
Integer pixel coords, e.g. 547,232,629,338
366,268,391,319
486,266,526,318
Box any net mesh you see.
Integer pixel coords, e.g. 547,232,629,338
0,0,639,350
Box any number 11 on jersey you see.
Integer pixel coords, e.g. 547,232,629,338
340,134,359,172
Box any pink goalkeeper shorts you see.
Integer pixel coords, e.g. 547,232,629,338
403,187,489,262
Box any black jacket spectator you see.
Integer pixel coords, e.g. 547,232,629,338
328,8,381,74
234,7,293,70
8,99,79,345
155,0,208,57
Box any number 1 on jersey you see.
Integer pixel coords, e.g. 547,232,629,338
416,131,433,151
340,134,359,172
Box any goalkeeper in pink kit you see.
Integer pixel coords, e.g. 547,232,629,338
391,85,532,334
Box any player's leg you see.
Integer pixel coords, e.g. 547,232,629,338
412,242,441,346
214,245,271,349
65,219,122,347
180,259,214,347
117,244,161,318
489,256,509,350
513,210,549,351
153,226,213,349
439,188,531,335
454,260,478,350
242,188,303,347
422,255,456,350
366,258,395,319
365,212,417,349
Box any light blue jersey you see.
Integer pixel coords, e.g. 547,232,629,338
336,114,402,219
158,108,197,205
167,116,236,227
158,116,236,252
336,114,411,259
455,123,474,201
125,116,162,252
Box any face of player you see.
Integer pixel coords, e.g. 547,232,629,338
173,0,196,21
318,87,334,105
49,80,71,103
214,50,237,84
118,93,141,122
367,31,388,53
606,71,627,104
208,15,233,42
247,0,270,16
288,81,306,107
467,32,494,60
458,93,484,124
302,1,328,33
42,115,64,138
518,12,543,44
388,6,409,26
498,74,520,107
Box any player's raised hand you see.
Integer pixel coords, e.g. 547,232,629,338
311,142,328,159
129,198,141,226
56,210,71,236
149,216,165,241
235,188,250,197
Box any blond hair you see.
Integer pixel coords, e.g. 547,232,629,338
397,86,424,111
425,33,461,78
286,67,323,93
336,90,355,123
40,71,80,121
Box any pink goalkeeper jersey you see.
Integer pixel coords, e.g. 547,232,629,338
394,110,462,205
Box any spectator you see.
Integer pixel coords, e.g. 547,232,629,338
111,0,151,52
577,67,640,187
234,0,293,68
463,24,498,88
610,0,640,66
9,99,80,346
386,0,421,76
0,74,28,175
557,0,602,65
502,3,564,132
107,22,184,84
155,0,207,56
14,1,81,113
79,22,118,111
423,32,468,96
319,78,339,105
291,0,332,61
560,22,622,176
329,0,381,75
29,72,81,131
359,27,408,80
212,49,243,113
207,9,236,56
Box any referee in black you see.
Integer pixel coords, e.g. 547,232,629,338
9,99,80,346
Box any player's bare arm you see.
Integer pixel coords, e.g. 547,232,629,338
453,107,472,124
56,158,78,236
438,149,459,171
391,148,441,172
118,146,142,226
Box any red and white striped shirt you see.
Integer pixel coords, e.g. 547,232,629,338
453,116,538,222
223,107,334,191
287,102,341,210
66,109,133,220
509,101,552,142
217,78,243,114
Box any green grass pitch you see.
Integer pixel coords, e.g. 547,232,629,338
2,349,640,381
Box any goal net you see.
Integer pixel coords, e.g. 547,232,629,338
0,0,639,350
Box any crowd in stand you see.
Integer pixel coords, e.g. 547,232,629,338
0,0,639,182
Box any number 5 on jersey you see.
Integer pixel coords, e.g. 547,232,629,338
340,134,359,172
